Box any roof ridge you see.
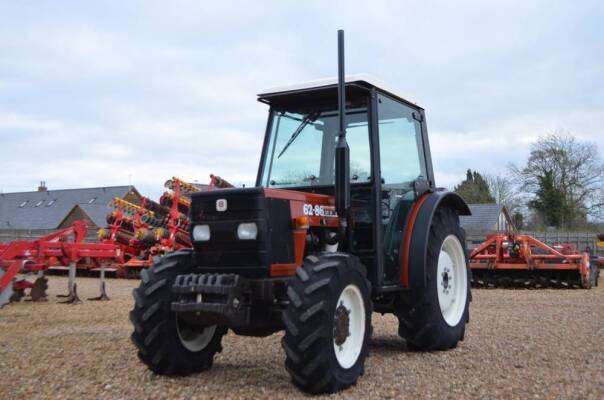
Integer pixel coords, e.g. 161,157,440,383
0,185,133,195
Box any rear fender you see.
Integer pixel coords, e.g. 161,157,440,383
404,191,471,289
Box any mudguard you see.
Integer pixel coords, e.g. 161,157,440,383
405,190,471,289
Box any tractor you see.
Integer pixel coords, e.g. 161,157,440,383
130,30,472,394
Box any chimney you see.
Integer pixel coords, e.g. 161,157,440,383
38,181,47,192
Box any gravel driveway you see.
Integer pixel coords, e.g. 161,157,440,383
1,276,602,399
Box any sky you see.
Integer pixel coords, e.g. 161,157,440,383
1,1,603,199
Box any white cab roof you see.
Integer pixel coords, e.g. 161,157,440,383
258,73,418,106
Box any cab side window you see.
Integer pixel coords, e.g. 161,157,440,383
377,94,426,186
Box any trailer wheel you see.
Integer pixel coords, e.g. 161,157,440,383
282,253,372,394
129,250,226,375
397,206,470,350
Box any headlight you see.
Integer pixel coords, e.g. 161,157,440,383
192,225,210,241
237,222,258,240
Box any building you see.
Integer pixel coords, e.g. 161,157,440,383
460,203,515,249
0,183,141,242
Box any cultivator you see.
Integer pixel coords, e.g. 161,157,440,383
470,233,597,289
0,220,122,307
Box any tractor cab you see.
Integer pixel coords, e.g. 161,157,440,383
256,75,435,287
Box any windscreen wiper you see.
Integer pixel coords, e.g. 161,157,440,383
277,110,321,158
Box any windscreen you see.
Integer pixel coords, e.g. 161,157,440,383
260,107,371,188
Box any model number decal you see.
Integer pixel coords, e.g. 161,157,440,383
303,204,337,217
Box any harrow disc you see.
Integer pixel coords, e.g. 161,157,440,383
471,269,584,289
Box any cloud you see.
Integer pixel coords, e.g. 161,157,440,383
0,0,602,204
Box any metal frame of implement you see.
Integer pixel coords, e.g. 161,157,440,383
0,220,122,306
469,233,594,288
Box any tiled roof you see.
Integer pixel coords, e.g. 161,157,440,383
460,203,504,232
0,186,136,229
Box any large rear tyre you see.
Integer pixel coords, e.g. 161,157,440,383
282,253,372,394
129,250,226,375
397,207,471,350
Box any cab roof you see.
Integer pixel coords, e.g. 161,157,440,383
258,74,420,109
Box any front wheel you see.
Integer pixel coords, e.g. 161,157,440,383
397,206,471,350
129,250,227,375
282,253,372,394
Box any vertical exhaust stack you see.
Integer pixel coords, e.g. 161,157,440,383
335,29,351,246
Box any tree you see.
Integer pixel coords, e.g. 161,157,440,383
511,212,524,230
511,133,604,229
454,169,495,204
527,170,565,227
486,173,521,214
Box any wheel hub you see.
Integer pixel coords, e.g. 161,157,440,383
176,316,217,352
333,301,351,346
441,267,452,294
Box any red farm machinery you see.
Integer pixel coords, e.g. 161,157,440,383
0,176,220,307
470,233,599,289
97,176,213,277
0,220,122,307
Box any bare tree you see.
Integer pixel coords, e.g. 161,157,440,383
485,174,521,214
510,133,604,229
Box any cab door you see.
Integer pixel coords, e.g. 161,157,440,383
376,93,430,285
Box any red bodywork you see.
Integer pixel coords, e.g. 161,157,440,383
264,188,338,277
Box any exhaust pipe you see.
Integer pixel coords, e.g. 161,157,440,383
334,29,350,249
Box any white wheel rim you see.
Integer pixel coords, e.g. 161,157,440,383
176,317,217,352
437,235,468,327
333,284,366,369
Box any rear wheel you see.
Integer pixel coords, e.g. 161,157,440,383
282,253,372,394
397,207,471,350
129,250,227,375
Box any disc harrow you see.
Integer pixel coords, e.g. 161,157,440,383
469,233,597,289
98,176,214,277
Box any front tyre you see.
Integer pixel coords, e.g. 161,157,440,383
397,206,471,350
282,253,372,394
129,250,227,375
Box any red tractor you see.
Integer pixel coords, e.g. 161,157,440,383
130,31,472,394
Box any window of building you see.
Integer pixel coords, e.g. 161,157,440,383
46,200,56,207
19,201,28,208
88,197,97,204
35,200,44,207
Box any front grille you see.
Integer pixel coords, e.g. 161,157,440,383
190,188,268,270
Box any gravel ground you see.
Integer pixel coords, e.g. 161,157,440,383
1,276,603,399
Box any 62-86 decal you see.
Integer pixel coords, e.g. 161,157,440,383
302,204,337,217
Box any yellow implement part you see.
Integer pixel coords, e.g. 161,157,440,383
110,197,154,217
164,177,201,194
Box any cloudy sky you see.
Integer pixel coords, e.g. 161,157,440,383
1,1,602,199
